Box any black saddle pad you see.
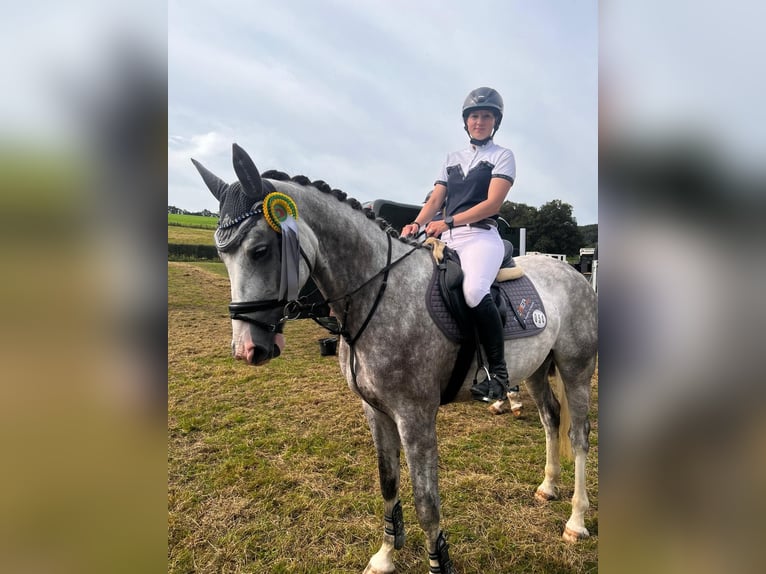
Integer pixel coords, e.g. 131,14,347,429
426,262,548,343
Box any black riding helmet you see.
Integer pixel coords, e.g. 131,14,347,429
462,87,504,141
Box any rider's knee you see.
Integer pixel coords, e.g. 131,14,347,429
464,287,489,309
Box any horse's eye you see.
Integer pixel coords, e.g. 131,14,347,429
249,245,269,260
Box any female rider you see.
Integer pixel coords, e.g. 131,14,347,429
402,87,516,404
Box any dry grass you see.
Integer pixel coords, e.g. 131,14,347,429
168,226,216,246
169,261,598,573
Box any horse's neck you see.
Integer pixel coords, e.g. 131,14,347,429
297,189,401,320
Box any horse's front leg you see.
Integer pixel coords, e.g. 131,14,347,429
400,413,456,574
363,404,404,574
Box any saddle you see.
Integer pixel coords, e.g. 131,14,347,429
425,238,545,340
424,238,548,404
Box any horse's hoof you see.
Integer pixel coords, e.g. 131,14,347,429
563,525,590,542
363,563,394,574
364,550,396,574
508,392,522,416
534,488,557,502
488,400,509,415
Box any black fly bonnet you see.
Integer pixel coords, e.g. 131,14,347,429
191,143,303,327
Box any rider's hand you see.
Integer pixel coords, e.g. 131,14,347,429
402,222,421,237
426,221,449,237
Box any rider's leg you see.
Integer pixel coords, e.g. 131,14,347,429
469,293,510,402
443,227,510,403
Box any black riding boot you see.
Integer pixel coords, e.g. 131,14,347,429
470,294,510,403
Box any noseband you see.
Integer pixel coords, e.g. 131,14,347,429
227,246,314,333
228,299,288,332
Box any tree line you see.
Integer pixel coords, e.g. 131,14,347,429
167,200,596,259
498,199,597,257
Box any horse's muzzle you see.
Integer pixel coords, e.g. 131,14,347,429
232,332,285,365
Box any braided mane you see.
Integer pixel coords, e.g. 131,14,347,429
261,169,422,246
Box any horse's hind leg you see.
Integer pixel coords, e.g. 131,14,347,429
363,404,403,574
524,355,563,503
555,355,595,542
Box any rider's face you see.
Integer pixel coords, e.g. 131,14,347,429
465,110,496,140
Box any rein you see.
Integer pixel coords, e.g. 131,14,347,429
323,232,419,413
228,221,421,413
228,232,421,342
334,233,398,344
296,230,425,338
230,230,420,413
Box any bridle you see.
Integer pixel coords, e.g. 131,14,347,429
228,232,420,344
227,224,422,414
227,246,314,333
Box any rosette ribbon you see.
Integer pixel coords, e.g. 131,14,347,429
263,192,301,301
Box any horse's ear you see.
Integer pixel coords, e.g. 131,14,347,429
191,158,228,201
232,143,264,200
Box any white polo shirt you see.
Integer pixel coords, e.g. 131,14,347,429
435,140,516,217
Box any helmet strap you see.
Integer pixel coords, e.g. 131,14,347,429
463,115,500,145
469,136,493,146
465,123,497,146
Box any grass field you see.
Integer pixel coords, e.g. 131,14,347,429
168,261,598,573
168,213,217,247
169,213,218,229
168,225,216,246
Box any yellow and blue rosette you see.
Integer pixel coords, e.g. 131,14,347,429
263,192,299,233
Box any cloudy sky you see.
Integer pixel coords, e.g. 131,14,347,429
169,0,598,224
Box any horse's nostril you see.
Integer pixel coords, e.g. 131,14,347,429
249,345,271,365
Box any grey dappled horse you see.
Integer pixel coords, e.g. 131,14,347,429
194,144,598,574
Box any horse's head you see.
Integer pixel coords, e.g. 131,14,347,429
192,143,307,365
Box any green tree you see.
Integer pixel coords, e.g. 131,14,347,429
579,223,598,247
498,201,537,251
499,201,537,228
529,200,583,256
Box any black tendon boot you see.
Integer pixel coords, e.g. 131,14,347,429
470,294,510,402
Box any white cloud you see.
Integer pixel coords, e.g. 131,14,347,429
169,1,598,222
169,132,227,160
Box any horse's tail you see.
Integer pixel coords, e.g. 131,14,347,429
549,364,573,461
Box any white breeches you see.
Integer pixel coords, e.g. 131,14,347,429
441,226,503,308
